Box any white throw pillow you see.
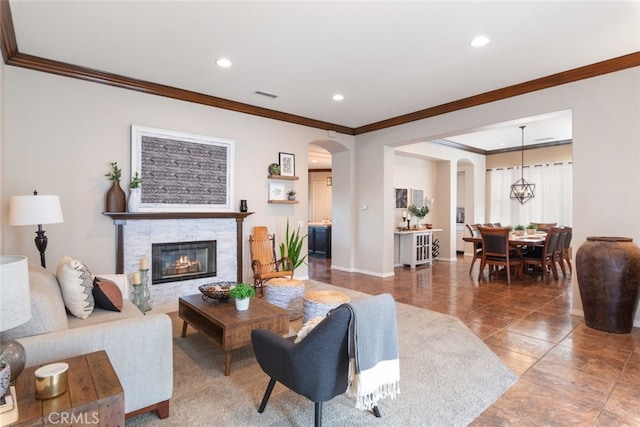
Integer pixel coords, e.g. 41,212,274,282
56,257,95,319
294,316,325,343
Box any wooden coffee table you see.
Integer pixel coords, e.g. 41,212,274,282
10,351,124,426
179,294,289,376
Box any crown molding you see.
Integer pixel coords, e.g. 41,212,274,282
1,0,639,138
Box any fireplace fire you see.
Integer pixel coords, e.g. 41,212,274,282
152,240,216,284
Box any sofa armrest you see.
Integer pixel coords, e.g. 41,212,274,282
17,313,172,415
92,273,130,300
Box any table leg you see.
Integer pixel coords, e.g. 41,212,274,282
224,352,232,376
181,321,188,337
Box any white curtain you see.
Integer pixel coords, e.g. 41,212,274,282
486,162,572,227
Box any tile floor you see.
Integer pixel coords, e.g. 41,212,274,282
308,255,640,426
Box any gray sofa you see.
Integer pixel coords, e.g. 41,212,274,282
2,263,173,419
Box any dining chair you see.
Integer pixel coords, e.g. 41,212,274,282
478,226,523,285
522,227,561,283
466,224,483,275
490,222,502,227
560,226,573,275
530,222,557,233
552,227,569,277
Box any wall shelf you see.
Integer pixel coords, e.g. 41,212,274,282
268,200,299,204
268,175,299,181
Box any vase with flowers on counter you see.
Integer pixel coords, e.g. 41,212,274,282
408,204,429,229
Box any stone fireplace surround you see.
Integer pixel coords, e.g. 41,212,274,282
104,212,252,307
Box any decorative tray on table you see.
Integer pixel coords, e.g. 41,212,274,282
198,282,236,303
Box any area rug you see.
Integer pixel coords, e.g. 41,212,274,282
126,281,517,426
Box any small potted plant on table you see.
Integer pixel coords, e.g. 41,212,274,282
526,223,538,235
514,224,525,236
229,283,256,311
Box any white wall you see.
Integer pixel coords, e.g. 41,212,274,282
1,65,357,283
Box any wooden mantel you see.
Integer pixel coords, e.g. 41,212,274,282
103,212,253,282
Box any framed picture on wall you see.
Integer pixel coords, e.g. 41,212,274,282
411,189,424,208
279,152,295,177
395,188,408,208
269,183,286,200
131,125,235,211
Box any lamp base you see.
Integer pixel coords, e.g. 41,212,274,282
0,341,26,383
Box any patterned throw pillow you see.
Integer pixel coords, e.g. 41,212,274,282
92,277,123,312
56,257,95,319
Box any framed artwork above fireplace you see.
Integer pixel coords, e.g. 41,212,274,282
131,125,235,212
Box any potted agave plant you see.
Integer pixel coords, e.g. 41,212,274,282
229,283,256,311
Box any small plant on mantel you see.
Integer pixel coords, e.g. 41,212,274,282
129,172,142,189
229,283,256,300
105,162,122,182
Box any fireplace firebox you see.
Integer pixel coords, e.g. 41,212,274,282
152,240,216,284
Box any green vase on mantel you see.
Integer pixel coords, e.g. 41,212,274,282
105,181,126,212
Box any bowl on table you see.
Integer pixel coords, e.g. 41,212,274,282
198,282,236,303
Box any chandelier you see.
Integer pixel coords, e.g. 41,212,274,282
510,125,535,204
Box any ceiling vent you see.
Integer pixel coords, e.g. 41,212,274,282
253,90,278,99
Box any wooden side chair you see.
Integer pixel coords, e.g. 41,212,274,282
466,224,483,275
523,227,561,283
560,226,573,275
478,226,523,285
552,227,569,277
249,226,293,295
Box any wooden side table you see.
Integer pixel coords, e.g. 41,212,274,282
10,351,124,427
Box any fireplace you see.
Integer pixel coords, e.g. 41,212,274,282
152,240,216,284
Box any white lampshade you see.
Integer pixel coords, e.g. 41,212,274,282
9,195,64,226
0,255,31,331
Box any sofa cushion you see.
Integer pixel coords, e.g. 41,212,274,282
93,277,123,312
56,257,95,319
0,263,68,340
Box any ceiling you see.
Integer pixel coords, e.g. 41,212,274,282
6,1,640,169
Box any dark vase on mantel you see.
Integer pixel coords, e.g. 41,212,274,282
105,181,126,212
576,236,640,333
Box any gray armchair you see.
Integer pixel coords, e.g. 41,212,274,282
251,304,381,427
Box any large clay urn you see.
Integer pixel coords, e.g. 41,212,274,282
576,236,640,333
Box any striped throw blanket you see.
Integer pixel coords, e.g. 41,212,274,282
344,293,400,410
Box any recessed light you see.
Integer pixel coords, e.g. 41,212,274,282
332,94,344,101
470,36,490,47
216,58,232,68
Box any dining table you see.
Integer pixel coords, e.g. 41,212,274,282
463,233,546,248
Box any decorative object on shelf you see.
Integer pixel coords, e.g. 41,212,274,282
8,192,64,268
269,183,286,201
268,163,281,176
401,210,411,230
199,282,236,303
408,203,429,227
510,125,536,204
128,171,142,212
279,152,295,177
105,161,126,212
131,125,235,212
287,189,297,201
576,236,640,333
0,255,31,383
279,218,308,272
229,283,256,311
240,199,248,212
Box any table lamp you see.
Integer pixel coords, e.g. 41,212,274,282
9,191,64,268
0,255,32,383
